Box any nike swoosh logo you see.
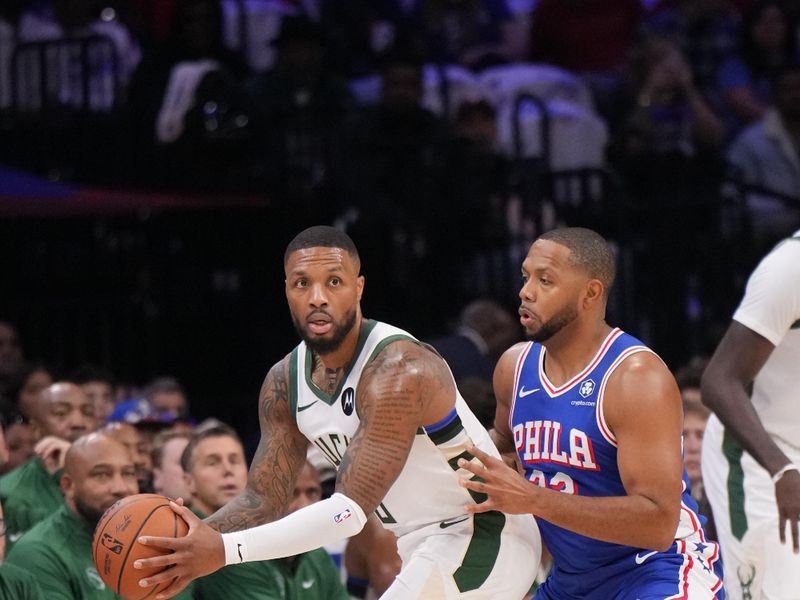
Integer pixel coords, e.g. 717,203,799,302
8,532,23,543
439,516,470,529
237,543,244,562
301,580,314,589
635,550,658,565
297,401,318,412
519,386,540,398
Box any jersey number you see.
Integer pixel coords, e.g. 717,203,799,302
375,502,397,524
527,470,578,495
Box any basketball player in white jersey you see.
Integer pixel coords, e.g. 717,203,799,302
134,225,541,599
701,231,800,600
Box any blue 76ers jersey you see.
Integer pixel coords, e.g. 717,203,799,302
510,328,724,598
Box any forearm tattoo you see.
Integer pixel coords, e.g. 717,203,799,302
205,359,307,533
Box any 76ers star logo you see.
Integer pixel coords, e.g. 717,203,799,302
579,379,595,398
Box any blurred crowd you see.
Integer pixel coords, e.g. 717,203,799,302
1,0,799,368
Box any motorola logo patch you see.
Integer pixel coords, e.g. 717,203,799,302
341,387,355,416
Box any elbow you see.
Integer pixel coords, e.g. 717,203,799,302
643,503,680,552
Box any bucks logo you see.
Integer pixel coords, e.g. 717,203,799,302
341,387,355,416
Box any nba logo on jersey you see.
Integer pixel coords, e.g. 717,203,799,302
579,379,595,398
341,387,355,416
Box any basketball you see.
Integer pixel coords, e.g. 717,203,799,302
92,493,189,600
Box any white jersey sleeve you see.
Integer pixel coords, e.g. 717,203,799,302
733,233,800,347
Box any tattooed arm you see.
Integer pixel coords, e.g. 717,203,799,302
335,339,439,514
205,357,309,533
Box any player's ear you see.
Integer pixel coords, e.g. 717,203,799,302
356,275,365,302
584,279,604,309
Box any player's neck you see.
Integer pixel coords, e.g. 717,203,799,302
542,320,612,386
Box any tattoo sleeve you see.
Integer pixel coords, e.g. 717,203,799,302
334,341,430,515
205,358,308,532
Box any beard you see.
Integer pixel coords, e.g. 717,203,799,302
528,301,578,343
74,495,113,529
292,307,358,356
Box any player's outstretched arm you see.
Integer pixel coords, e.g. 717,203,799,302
205,358,309,532
461,352,684,551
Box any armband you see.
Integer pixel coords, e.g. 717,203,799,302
221,492,368,565
771,463,800,484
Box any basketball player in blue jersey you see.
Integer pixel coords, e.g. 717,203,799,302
133,226,540,599
459,227,725,599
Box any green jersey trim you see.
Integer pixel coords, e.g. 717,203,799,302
365,333,417,366
303,320,378,405
723,429,748,540
453,511,505,592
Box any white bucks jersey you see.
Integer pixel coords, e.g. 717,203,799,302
289,320,503,536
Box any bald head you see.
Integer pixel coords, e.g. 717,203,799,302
32,382,97,442
62,432,138,527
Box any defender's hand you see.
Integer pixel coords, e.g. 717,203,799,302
458,444,536,515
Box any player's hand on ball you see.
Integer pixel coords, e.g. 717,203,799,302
135,500,226,599
458,444,536,515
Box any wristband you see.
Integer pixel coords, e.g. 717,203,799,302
222,492,368,564
771,463,800,484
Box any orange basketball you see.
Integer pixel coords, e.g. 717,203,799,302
92,493,189,600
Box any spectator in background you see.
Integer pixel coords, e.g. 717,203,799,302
0,322,24,402
143,376,190,420
3,363,52,420
643,0,741,111
0,2,27,111
101,421,154,494
718,1,796,133
151,428,193,501
185,426,348,599
342,51,451,331
0,498,44,600
0,382,96,549
725,62,800,248
246,16,352,209
674,355,709,406
0,412,35,476
415,0,524,69
444,99,515,288
5,433,138,599
615,35,724,366
70,364,116,424
529,0,643,121
18,0,142,87
682,398,716,539
127,0,250,191
429,298,519,426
